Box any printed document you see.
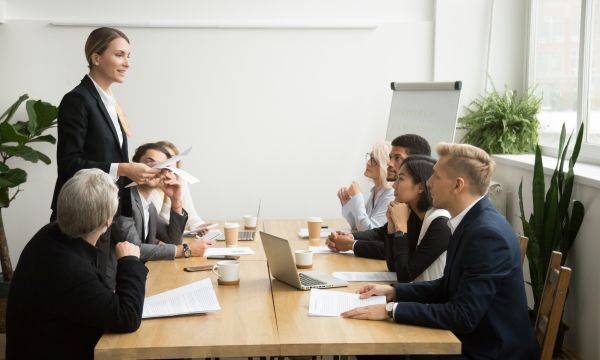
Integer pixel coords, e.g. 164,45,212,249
309,246,354,255
332,272,397,282
204,247,255,256
142,278,220,319
308,288,386,317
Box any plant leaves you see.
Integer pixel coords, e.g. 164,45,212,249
0,188,8,208
29,134,56,144
0,122,28,144
0,144,49,163
29,100,58,133
0,168,27,188
0,94,28,123
25,99,39,134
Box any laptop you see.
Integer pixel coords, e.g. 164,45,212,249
260,231,348,290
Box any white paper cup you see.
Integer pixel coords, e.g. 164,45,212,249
243,215,258,230
223,222,240,247
295,250,313,269
212,260,240,284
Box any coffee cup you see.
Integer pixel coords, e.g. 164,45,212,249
223,222,240,247
212,260,240,285
307,217,323,243
295,250,313,269
243,215,258,230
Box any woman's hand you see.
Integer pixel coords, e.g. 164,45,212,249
348,181,361,196
388,202,409,233
118,162,160,184
337,187,350,205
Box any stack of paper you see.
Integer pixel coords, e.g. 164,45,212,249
332,272,397,282
308,288,386,317
297,228,335,238
142,278,220,319
204,247,255,256
308,246,354,255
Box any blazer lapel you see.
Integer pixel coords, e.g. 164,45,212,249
443,197,490,292
130,189,145,243
80,76,124,157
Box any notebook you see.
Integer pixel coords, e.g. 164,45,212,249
260,231,348,290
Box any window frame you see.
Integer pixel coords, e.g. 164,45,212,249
527,0,600,165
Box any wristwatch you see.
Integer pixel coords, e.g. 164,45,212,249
182,243,192,258
385,302,396,320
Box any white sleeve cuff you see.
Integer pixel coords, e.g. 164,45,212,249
109,163,120,182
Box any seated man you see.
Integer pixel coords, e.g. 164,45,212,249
327,133,431,259
6,169,147,359
342,143,538,359
117,142,209,262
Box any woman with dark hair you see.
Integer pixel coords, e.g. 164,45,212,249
51,27,159,219
384,155,451,282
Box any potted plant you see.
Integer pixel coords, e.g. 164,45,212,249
518,123,585,353
459,86,542,154
0,94,58,281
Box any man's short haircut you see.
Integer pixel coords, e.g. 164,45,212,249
57,168,118,238
436,143,496,196
132,143,172,163
391,134,431,156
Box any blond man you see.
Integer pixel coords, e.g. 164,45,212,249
342,143,538,360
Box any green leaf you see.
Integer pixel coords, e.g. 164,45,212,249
0,94,28,123
532,146,545,244
0,168,27,188
29,100,58,134
25,100,39,134
0,188,8,208
0,163,8,173
0,122,29,144
29,134,56,144
0,144,46,163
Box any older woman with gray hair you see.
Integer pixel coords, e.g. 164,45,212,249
6,169,148,359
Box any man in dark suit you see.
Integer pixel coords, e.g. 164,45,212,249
342,143,538,359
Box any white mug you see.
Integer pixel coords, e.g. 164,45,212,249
295,250,313,269
212,260,240,282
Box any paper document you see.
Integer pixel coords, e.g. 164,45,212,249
308,288,386,317
204,247,255,256
309,246,354,255
332,272,397,282
126,146,199,187
142,278,220,319
298,228,336,238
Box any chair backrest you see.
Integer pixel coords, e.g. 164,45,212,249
535,251,572,360
518,235,528,265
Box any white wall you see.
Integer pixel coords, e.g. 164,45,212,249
494,156,600,360
1,0,524,261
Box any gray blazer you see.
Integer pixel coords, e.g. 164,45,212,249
129,188,187,261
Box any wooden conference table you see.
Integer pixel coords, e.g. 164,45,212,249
95,219,460,359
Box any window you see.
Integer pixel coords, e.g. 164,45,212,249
530,0,600,159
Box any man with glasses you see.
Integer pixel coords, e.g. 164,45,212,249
327,134,431,259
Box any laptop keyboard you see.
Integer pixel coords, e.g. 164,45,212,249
201,230,223,241
299,272,326,287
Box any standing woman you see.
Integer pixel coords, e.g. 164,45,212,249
51,27,158,220
337,141,394,231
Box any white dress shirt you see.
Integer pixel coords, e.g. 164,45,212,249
447,195,486,235
135,188,151,240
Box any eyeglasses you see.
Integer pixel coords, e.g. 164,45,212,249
365,152,378,166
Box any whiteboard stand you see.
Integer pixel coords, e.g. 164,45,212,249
385,81,462,154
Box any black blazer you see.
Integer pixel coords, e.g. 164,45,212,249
391,198,538,359
51,75,129,213
6,223,147,359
